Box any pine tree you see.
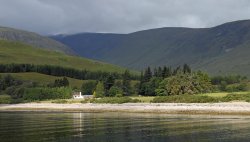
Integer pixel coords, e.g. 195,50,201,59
183,64,191,74
122,70,131,96
95,81,105,98
62,77,69,86
144,67,152,82
104,74,115,94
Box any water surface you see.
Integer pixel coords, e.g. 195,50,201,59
1,112,250,142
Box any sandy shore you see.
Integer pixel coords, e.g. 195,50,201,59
1,102,250,115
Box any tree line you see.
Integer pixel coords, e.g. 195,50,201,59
0,64,138,80
81,70,134,97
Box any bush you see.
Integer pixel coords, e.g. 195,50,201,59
5,86,25,99
151,95,219,103
225,83,248,92
0,95,11,104
108,86,123,97
24,87,72,101
155,72,212,96
221,93,250,102
10,98,25,104
80,99,89,104
81,81,96,95
90,97,141,104
52,99,68,104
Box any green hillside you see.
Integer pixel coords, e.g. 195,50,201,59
0,40,129,73
0,72,85,88
0,27,75,55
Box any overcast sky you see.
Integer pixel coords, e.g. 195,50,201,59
1,0,250,35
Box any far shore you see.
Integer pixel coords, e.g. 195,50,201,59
1,102,250,115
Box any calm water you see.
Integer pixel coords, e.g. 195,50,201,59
1,112,250,142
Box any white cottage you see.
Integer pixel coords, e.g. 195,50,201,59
72,92,83,99
72,92,93,99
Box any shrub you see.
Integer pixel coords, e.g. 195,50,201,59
23,87,72,101
108,86,123,97
52,99,68,104
90,97,141,104
0,95,11,104
94,81,105,98
221,93,250,102
5,86,25,99
156,72,212,96
81,81,97,95
151,95,219,103
10,98,25,104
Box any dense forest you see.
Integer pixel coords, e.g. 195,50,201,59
0,64,138,80
0,63,248,103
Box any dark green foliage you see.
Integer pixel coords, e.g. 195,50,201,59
23,87,72,101
152,93,250,103
162,66,172,78
211,75,248,92
221,93,250,102
183,64,191,74
108,86,123,97
53,77,69,87
94,81,105,98
224,83,248,92
122,70,131,96
81,81,97,95
139,65,211,96
0,75,26,100
0,74,22,90
0,95,11,104
140,77,162,96
151,95,219,103
23,88,41,100
104,74,115,95
156,72,212,96
0,63,131,80
211,75,247,85
5,86,25,99
143,67,152,82
90,97,140,104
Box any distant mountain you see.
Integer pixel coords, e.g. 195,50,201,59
51,33,124,59
0,27,75,55
51,20,250,77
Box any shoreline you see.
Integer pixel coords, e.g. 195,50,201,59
2,102,250,115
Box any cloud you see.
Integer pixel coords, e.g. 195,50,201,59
0,0,250,35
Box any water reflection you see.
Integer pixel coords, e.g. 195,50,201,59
0,112,250,142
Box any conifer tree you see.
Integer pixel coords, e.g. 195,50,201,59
95,81,105,98
122,70,131,96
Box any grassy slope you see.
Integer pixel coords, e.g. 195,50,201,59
0,27,74,55
0,72,85,88
0,40,132,73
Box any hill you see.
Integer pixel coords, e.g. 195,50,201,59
0,26,75,55
0,72,85,88
51,20,250,77
0,40,129,73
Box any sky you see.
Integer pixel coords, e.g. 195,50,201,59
1,0,250,35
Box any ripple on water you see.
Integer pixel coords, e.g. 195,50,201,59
1,112,250,142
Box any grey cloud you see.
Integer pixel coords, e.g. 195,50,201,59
0,0,250,35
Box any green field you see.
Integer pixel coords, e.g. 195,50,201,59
0,40,133,73
0,72,86,88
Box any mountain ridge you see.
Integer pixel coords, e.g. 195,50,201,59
51,20,250,77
